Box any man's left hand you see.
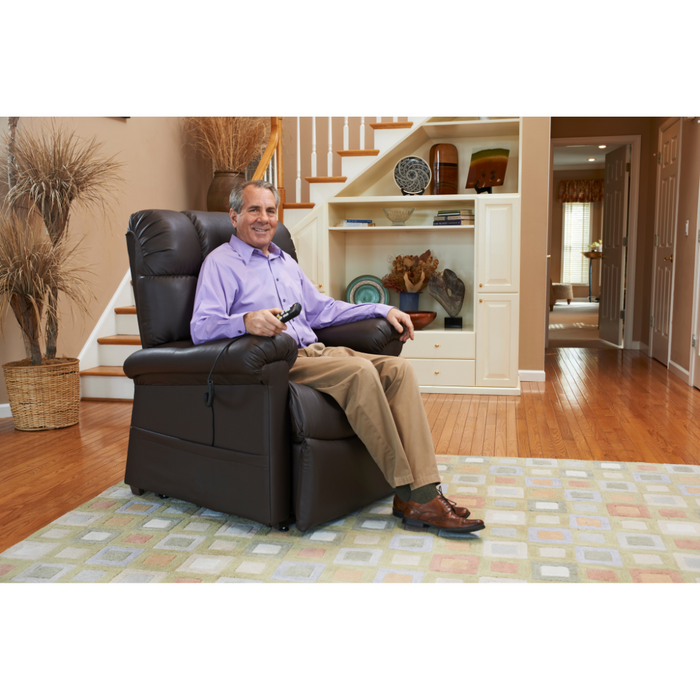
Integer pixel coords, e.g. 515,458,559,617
387,308,414,342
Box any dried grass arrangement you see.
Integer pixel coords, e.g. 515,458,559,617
0,206,92,365
381,250,440,293
1,120,122,363
183,117,269,173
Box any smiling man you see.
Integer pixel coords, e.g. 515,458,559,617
190,180,485,534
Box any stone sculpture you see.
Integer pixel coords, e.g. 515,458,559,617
427,268,465,318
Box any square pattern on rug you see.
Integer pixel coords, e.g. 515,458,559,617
2,456,700,583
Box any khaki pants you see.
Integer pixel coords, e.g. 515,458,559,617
289,344,440,489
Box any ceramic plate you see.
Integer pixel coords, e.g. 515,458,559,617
393,155,432,194
346,275,389,305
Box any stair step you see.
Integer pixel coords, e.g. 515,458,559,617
305,176,347,184
97,335,141,345
80,366,127,378
284,202,315,209
115,306,137,314
337,150,380,157
370,122,413,130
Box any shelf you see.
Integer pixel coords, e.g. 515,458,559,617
421,118,520,139
330,226,475,232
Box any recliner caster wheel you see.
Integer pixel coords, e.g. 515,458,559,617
277,524,289,532
157,494,168,499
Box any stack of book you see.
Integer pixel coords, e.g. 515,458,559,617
340,219,375,227
433,209,475,226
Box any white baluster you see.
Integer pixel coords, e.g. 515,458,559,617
296,117,301,202
311,117,317,178
327,117,333,176
360,117,366,150
393,116,398,122
343,117,349,151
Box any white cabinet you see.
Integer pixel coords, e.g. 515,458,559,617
290,117,522,395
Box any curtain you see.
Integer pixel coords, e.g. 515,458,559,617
558,179,604,203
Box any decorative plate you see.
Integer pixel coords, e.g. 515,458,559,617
393,155,432,195
346,275,389,305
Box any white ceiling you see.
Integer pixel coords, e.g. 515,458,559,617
552,143,625,171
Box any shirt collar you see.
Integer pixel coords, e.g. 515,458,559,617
228,233,285,264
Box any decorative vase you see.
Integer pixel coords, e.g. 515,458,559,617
2,358,80,431
429,143,459,195
206,171,244,212
399,292,421,312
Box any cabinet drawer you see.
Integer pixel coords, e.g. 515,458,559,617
409,359,475,387
404,331,475,359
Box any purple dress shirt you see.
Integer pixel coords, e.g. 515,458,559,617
190,234,393,347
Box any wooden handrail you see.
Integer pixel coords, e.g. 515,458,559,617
253,117,285,222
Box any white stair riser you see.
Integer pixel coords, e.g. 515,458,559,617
374,128,411,154
98,343,141,366
283,208,314,230
81,375,135,400
115,314,139,335
309,181,345,202
340,156,376,180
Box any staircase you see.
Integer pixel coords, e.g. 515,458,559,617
78,118,423,401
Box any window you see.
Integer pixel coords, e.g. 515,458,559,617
561,202,591,285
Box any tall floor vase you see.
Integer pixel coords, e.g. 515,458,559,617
207,172,244,212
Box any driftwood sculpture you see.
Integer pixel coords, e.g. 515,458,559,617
427,268,465,318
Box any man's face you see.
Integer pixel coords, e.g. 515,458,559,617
230,186,278,255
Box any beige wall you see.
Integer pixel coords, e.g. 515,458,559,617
1,117,211,404
671,118,700,371
550,169,604,298
551,118,660,347
519,117,551,372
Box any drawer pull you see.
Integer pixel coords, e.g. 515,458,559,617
434,344,440,348
434,371,440,375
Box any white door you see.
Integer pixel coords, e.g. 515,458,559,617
476,197,521,294
475,293,519,387
599,146,629,346
651,119,681,366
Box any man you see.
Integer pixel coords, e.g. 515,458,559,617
191,180,484,534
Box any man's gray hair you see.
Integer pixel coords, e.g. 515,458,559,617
229,180,280,212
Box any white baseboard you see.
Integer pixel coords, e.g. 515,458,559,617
669,360,690,383
519,370,546,382
0,403,12,418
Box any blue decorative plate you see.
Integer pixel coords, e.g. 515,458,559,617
394,155,432,195
346,275,389,305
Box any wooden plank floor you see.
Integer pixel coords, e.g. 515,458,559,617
3,347,700,553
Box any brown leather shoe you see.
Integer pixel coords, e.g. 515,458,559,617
403,493,485,533
392,493,471,519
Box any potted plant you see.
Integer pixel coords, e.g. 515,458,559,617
381,249,440,312
1,120,122,431
183,117,269,212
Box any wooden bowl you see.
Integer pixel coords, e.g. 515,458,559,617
407,311,437,330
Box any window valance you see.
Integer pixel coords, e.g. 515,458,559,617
558,179,604,203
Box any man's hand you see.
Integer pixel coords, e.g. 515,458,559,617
387,307,414,342
244,308,287,337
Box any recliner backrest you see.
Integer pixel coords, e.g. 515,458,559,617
126,209,297,349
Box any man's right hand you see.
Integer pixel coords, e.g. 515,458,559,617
243,309,287,337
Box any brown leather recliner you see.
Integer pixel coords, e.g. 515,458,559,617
123,210,401,531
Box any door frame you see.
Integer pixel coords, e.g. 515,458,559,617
549,134,641,349
649,117,682,365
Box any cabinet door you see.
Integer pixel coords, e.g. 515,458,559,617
476,293,519,387
476,197,520,293
292,209,328,295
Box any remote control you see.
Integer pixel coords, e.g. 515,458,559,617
277,302,302,323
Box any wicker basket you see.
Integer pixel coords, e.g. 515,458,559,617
2,358,80,431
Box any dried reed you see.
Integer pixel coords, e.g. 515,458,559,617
382,250,440,293
184,117,269,173
0,206,94,365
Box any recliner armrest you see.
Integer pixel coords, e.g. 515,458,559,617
124,333,298,385
314,318,404,356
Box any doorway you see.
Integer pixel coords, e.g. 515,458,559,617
547,135,641,350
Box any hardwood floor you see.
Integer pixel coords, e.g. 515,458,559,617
2,347,700,553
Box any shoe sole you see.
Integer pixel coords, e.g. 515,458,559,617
403,516,485,533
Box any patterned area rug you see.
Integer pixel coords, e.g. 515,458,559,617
2,455,700,583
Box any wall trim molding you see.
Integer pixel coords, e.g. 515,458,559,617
669,360,690,383
519,370,546,382
0,403,12,419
